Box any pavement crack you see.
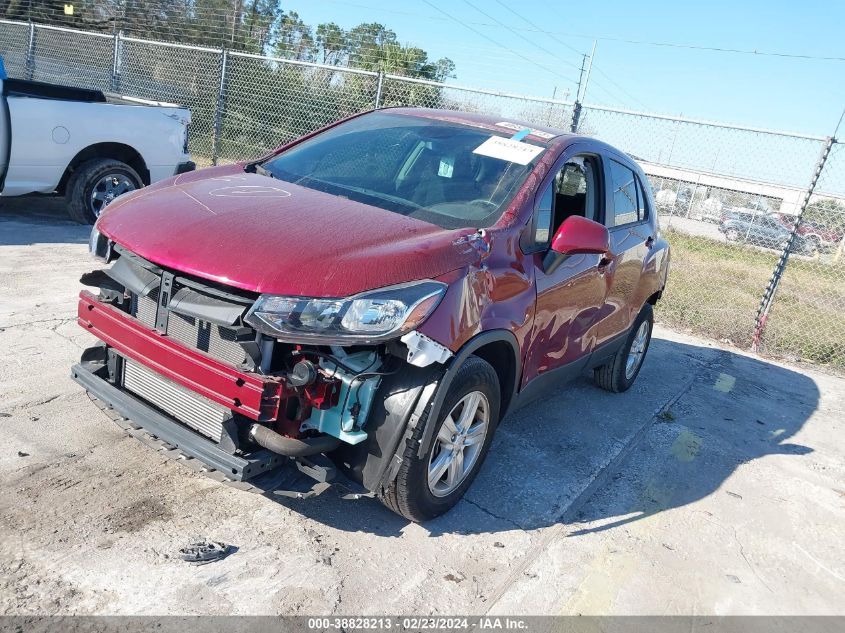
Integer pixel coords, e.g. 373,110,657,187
462,497,524,530
733,526,774,593
0,317,76,330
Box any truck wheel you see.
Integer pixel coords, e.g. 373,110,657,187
594,303,654,393
381,355,500,522
66,159,142,224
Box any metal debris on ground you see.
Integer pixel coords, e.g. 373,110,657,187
179,540,234,565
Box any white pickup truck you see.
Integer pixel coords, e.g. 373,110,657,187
0,78,195,223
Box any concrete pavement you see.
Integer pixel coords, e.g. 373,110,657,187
1,198,842,615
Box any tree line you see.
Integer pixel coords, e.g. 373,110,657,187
1,0,455,81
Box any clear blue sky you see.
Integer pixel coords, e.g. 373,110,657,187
286,0,844,137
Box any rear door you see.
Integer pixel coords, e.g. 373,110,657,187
592,156,653,348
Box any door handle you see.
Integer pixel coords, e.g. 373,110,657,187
597,255,613,272
645,235,655,249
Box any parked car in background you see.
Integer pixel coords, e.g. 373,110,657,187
655,186,691,213
0,77,194,223
719,210,807,252
775,214,844,253
73,109,670,521
697,197,724,223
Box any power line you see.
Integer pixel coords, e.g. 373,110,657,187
319,0,845,63
460,0,583,73
418,0,580,87
490,0,651,109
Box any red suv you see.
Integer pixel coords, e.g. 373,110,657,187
74,109,670,521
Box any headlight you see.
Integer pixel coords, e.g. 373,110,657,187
88,225,112,262
244,280,447,344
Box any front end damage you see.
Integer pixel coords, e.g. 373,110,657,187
72,246,451,498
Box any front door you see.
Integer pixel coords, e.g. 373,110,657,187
522,153,609,386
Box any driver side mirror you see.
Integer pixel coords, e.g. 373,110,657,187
543,216,610,274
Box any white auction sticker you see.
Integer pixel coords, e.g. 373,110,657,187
473,136,545,165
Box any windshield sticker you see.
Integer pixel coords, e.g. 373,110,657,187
495,121,555,140
438,156,455,178
473,136,544,165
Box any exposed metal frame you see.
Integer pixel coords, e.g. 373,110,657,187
71,361,280,481
77,290,284,421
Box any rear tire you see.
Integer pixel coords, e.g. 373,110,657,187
380,355,500,522
594,303,654,393
66,158,142,224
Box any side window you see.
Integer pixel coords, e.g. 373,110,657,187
607,159,639,227
635,175,649,222
528,155,600,251
533,186,553,245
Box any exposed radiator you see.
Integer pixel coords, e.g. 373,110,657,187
133,293,248,367
122,358,230,442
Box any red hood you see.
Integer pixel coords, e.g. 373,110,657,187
97,164,480,297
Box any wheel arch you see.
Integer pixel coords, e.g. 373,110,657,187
413,329,521,461
57,143,149,194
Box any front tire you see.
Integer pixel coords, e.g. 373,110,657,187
381,355,500,522
594,303,654,393
66,158,142,224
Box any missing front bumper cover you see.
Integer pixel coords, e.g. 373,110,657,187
71,361,371,498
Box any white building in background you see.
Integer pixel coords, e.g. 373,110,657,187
640,160,845,217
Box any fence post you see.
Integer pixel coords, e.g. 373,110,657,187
569,101,582,133
752,136,835,351
25,21,36,80
110,30,123,93
374,70,384,109
211,49,229,166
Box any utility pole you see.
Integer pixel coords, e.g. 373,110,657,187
574,54,587,103
581,40,597,102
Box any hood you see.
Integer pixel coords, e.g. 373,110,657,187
97,165,481,297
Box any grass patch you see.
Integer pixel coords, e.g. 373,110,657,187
659,228,845,369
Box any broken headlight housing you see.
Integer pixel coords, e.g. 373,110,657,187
88,225,112,262
244,280,447,344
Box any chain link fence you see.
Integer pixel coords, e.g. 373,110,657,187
760,141,845,367
572,105,840,359
1,19,843,370
119,38,221,163
219,53,379,163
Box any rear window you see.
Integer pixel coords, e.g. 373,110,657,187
261,112,545,229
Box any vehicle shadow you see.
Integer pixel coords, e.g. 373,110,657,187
257,338,819,538
0,196,89,246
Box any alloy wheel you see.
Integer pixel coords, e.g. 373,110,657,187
90,174,136,217
625,320,650,379
427,391,490,498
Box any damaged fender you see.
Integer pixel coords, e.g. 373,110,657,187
410,329,521,462
337,328,522,493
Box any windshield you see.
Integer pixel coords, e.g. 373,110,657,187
260,112,545,229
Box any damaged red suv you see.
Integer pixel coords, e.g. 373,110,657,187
74,109,670,521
